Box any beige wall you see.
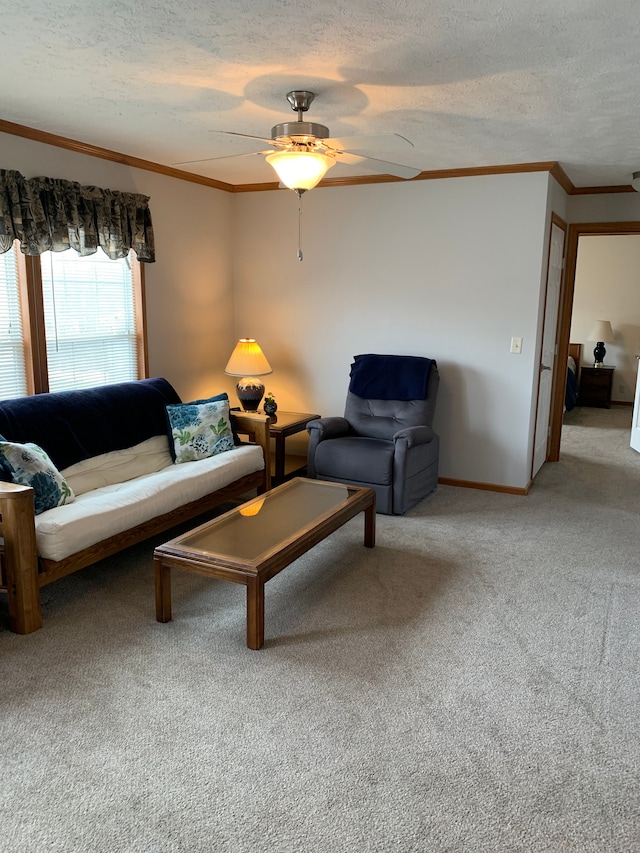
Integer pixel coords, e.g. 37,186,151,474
231,171,555,489
571,235,640,402
11,124,639,486
0,132,236,403
568,192,640,223
566,192,640,405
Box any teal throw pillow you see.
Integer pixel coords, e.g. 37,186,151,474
166,399,235,464
0,441,75,514
0,433,11,483
184,392,239,446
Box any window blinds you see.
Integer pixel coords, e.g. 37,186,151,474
0,247,28,400
41,248,138,393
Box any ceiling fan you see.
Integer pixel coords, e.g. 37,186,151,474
173,90,422,192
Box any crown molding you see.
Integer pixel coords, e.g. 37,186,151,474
567,184,635,195
1,117,635,197
0,118,235,192
548,162,574,193
315,161,569,191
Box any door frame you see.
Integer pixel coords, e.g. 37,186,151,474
530,213,567,479
548,220,640,461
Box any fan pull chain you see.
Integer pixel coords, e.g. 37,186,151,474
296,189,303,261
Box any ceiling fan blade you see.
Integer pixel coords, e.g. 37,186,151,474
220,130,284,145
324,133,414,153
172,150,271,167
337,152,421,180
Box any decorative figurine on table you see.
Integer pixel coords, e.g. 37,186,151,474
263,391,278,418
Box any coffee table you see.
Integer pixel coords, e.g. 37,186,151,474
154,477,376,649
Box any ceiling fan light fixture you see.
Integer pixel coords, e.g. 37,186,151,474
266,149,335,191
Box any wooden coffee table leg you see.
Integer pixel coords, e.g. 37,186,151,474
246,577,265,650
364,497,376,548
155,556,172,622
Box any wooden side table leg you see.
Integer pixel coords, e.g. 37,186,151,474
246,577,265,650
364,496,376,548
155,557,172,622
274,434,285,485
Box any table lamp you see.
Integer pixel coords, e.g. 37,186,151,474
224,338,273,411
588,320,614,367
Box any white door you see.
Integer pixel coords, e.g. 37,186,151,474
532,222,565,477
631,357,640,453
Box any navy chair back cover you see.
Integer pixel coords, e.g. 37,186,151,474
346,356,439,440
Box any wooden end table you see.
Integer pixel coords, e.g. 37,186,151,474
235,410,320,485
266,411,320,484
154,478,375,649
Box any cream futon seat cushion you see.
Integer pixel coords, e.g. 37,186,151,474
34,436,263,562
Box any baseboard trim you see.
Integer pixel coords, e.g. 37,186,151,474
611,400,634,407
438,477,530,496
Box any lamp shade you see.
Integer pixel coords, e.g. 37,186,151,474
225,338,272,411
588,320,614,343
224,338,272,377
266,149,335,191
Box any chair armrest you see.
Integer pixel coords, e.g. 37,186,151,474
306,417,351,479
307,417,351,441
230,411,272,491
393,425,436,448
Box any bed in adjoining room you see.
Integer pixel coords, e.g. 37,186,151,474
565,342,582,411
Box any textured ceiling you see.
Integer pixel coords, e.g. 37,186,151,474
2,0,640,189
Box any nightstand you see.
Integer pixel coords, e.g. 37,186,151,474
579,366,615,408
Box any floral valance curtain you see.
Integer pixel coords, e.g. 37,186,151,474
0,169,155,262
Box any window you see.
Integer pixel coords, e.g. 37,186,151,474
0,247,28,399
0,243,147,400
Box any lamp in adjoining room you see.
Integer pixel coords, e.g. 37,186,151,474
224,338,273,411
588,320,614,366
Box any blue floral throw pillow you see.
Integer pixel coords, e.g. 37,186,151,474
166,399,235,464
0,441,75,515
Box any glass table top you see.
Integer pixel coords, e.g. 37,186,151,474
169,478,355,563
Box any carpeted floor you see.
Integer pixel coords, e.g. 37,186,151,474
1,405,638,852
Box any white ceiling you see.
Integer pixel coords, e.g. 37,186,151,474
3,0,640,190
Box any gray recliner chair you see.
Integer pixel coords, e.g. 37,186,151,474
307,354,440,515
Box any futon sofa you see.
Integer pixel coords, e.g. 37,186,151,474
0,378,271,634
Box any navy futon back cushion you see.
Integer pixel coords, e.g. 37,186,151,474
0,378,181,471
